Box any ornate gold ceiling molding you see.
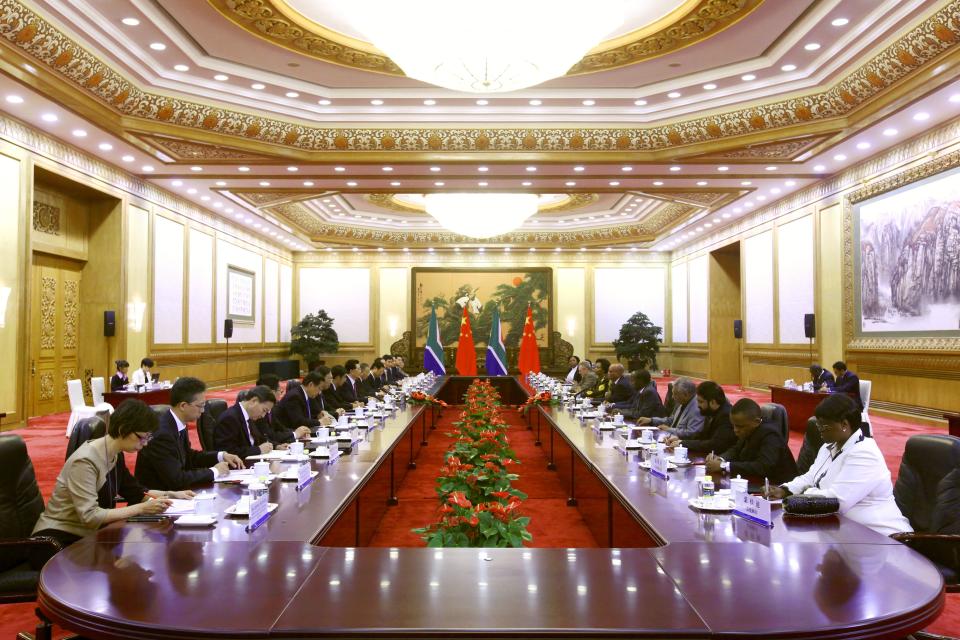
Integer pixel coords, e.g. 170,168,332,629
362,193,599,215
135,134,277,162
209,0,760,78
1,0,959,156
679,134,830,162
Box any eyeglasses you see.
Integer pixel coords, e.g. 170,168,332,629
133,432,153,444
187,401,206,410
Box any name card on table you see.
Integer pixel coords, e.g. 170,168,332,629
733,492,774,528
295,461,316,491
650,452,669,480
245,485,272,532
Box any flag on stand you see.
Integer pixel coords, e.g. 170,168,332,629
423,306,446,375
485,305,508,376
518,304,541,376
455,304,478,376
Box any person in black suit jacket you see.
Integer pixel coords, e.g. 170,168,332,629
275,371,333,433
666,380,736,454
357,362,378,398
248,374,304,445
809,364,835,392
619,369,664,420
706,398,798,484
381,355,397,383
214,385,277,459
323,365,353,414
134,377,244,490
830,361,863,410
393,356,408,380
373,358,392,388
338,360,366,404
110,359,130,391
605,364,636,409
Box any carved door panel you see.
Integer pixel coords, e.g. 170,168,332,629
30,253,82,417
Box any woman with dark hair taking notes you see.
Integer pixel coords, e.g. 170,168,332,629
111,359,130,391
765,394,911,536
32,400,194,548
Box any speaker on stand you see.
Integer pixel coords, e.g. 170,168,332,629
804,313,816,366
224,319,233,390
733,319,744,391
104,310,116,381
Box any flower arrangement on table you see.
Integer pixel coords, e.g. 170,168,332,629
407,391,448,407
520,390,560,415
413,379,532,547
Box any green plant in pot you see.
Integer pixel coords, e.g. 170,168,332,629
289,309,339,371
612,311,662,372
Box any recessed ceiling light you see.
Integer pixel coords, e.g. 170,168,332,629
528,99,542,106
190,166,203,172
950,94,960,103
475,99,488,106
745,202,754,208
478,247,485,253
251,83,265,90
478,181,488,187
741,181,752,186
259,181,271,186
667,91,681,99
98,142,113,151
771,188,781,194
5,95,23,104
390,181,401,186
434,181,444,186
285,91,299,98
200,196,211,202
171,180,183,187
833,154,847,162
765,166,778,171
704,223,712,228
174,64,190,72
429,166,441,172
702,83,717,90
22,64,36,74
526,166,537,172
669,166,681,172
573,166,585,172
913,112,930,121
370,99,384,105
856,142,871,150
318,99,331,105
334,166,346,172
346,181,358,186
756,195,767,201
813,164,826,172
214,74,229,81
40,113,58,122
502,247,509,252
215,181,227,186
71,129,87,138
730,210,739,215
121,155,134,162
352,247,359,253
785,180,796,187
142,165,154,172
717,166,729,172
653,181,664,186
478,166,489,172
781,64,797,72
634,99,647,106
422,99,436,106
565,181,576,186
882,128,898,136
521,181,532,186
609,181,620,186
580,247,586,252
804,43,821,51
582,99,595,106
696,181,708,186
831,18,849,27
238,166,250,172
149,42,166,51
741,74,756,81
381,166,393,172
621,166,633,172
121,17,140,26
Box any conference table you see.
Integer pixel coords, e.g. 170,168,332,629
102,386,172,409
37,377,944,639
946,412,960,438
769,385,831,433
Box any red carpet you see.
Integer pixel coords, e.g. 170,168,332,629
1,382,957,638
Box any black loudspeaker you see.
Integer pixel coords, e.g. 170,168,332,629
223,319,234,339
733,319,743,339
804,313,816,339
103,310,116,337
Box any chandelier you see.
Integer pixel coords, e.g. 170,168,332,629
425,193,539,238
342,1,625,93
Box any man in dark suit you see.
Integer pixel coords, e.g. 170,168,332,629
809,364,835,392
666,380,736,454
308,365,342,419
324,365,354,413
393,356,408,380
252,374,311,444
135,377,244,490
830,361,863,409
604,364,635,410
381,355,397,383
374,357,392,387
619,369,664,421
706,398,798,484
214,385,277,459
338,360,366,404
274,371,332,432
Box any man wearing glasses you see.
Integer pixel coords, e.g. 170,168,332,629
135,377,244,490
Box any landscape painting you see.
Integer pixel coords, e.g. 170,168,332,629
412,268,551,349
856,167,960,334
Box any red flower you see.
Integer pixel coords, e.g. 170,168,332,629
448,492,472,508
490,490,510,499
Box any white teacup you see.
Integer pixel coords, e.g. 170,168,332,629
317,427,330,441
355,407,365,417
640,428,654,443
338,415,349,426
253,461,271,479
613,414,624,424
288,442,304,457
730,476,749,495
674,445,688,461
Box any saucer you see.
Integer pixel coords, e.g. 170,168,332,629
688,497,734,512
174,515,217,527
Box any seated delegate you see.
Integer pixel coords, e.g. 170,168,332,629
110,359,130,391
134,377,244,490
665,380,735,454
830,360,863,409
33,400,194,547
130,357,155,387
766,394,911,536
604,364,635,410
637,377,703,438
809,363,834,392
570,361,598,396
706,398,798,484
618,369,664,421
254,374,312,444
214,385,277,459
582,358,610,401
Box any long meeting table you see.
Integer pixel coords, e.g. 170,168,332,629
37,376,945,639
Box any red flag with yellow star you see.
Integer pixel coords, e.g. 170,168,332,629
455,304,478,375
518,304,541,375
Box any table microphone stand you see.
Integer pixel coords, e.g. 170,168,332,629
225,336,230,390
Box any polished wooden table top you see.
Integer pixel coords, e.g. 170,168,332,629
38,376,945,639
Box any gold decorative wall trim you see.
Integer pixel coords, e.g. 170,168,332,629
38,372,54,401
0,0,958,155
62,279,79,350
39,275,55,349
31,200,60,235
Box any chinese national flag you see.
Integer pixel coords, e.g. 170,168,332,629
518,305,541,376
455,305,478,376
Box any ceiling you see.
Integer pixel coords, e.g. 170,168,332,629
1,0,959,253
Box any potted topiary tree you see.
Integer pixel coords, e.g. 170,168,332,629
289,309,339,371
612,311,662,373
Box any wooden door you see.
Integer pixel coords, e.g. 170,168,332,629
30,253,82,417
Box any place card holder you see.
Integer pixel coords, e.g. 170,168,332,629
245,485,272,532
295,461,315,491
650,452,669,480
733,492,774,528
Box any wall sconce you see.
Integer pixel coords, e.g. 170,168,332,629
127,300,146,332
566,317,576,337
0,286,10,329
388,315,399,338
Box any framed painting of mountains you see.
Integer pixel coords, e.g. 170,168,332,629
853,164,960,336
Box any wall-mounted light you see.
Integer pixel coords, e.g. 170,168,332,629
388,315,399,338
566,317,576,337
0,286,10,328
127,300,146,332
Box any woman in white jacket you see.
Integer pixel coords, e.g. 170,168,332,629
766,394,911,536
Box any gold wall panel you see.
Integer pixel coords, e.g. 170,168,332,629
39,275,56,350
62,278,79,350
32,200,60,235
38,372,54,401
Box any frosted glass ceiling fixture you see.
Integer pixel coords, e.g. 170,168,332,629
343,0,625,93
425,193,538,238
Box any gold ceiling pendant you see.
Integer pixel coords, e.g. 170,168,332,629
209,0,763,77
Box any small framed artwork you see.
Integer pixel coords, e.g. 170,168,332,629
226,265,256,324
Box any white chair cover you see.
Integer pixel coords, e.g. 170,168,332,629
66,379,98,437
860,379,873,429
90,377,115,414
